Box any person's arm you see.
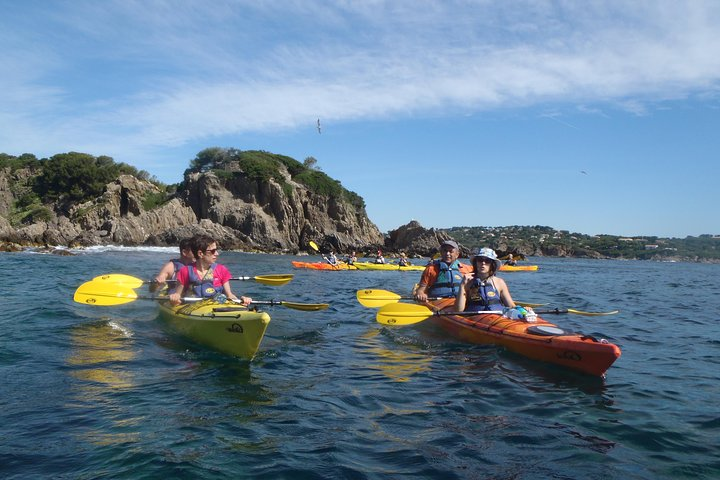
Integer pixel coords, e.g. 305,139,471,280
456,273,474,311
168,268,188,305
414,266,434,302
218,265,252,305
222,281,252,305
496,278,515,308
151,261,175,292
414,284,428,302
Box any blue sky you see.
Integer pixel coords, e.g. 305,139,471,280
1,1,719,238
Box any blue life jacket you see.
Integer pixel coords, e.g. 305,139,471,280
170,258,185,281
187,263,223,298
428,260,464,298
466,277,504,311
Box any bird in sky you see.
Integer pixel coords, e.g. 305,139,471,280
580,170,588,175
317,118,321,134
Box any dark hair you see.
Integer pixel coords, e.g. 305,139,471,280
179,237,193,252
191,234,216,256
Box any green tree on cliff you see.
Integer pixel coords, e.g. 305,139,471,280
35,152,139,203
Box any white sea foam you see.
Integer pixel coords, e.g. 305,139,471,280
73,245,176,254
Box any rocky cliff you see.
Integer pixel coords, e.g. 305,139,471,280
0,165,385,253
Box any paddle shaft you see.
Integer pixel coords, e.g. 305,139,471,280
93,273,293,288
406,308,572,318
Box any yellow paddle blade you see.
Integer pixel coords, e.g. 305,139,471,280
566,308,619,316
309,241,319,252
376,303,435,326
356,289,402,308
253,274,294,286
92,274,144,289
74,281,140,306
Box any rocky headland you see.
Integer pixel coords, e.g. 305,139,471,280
0,152,456,257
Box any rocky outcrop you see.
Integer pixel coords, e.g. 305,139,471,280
177,171,383,252
0,167,384,252
384,220,468,257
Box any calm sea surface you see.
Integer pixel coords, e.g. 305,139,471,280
1,248,719,479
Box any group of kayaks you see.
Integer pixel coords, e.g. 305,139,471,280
74,257,621,377
291,260,425,271
292,260,537,272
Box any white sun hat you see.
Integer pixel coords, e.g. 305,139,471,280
472,247,502,270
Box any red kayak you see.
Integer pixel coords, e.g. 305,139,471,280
425,299,621,377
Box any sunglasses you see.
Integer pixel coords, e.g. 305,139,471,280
205,248,220,254
475,257,493,264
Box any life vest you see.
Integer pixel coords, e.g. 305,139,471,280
187,263,223,298
466,277,504,311
428,260,464,298
398,257,409,266
170,258,185,280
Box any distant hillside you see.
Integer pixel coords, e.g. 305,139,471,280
442,225,720,263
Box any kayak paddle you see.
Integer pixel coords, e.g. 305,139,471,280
252,300,329,311
356,288,546,309
92,273,294,287
376,302,619,326
74,281,329,311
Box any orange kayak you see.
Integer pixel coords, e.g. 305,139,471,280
427,299,620,377
499,264,539,271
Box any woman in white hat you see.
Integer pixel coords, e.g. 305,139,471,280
456,247,516,312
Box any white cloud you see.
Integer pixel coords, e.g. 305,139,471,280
1,0,719,160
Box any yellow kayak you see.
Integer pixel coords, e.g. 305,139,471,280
499,265,539,271
157,300,270,359
352,262,425,272
291,261,357,270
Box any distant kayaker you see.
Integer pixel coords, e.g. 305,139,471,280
414,240,472,302
456,247,515,311
344,251,357,265
398,252,411,267
150,237,195,292
375,250,386,264
168,234,252,306
504,253,518,266
325,251,338,265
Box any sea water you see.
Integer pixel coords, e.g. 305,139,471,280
1,249,718,479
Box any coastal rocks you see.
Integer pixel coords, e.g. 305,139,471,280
386,220,468,257
0,168,13,217
0,241,23,252
0,214,12,238
0,163,385,253
182,170,384,252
